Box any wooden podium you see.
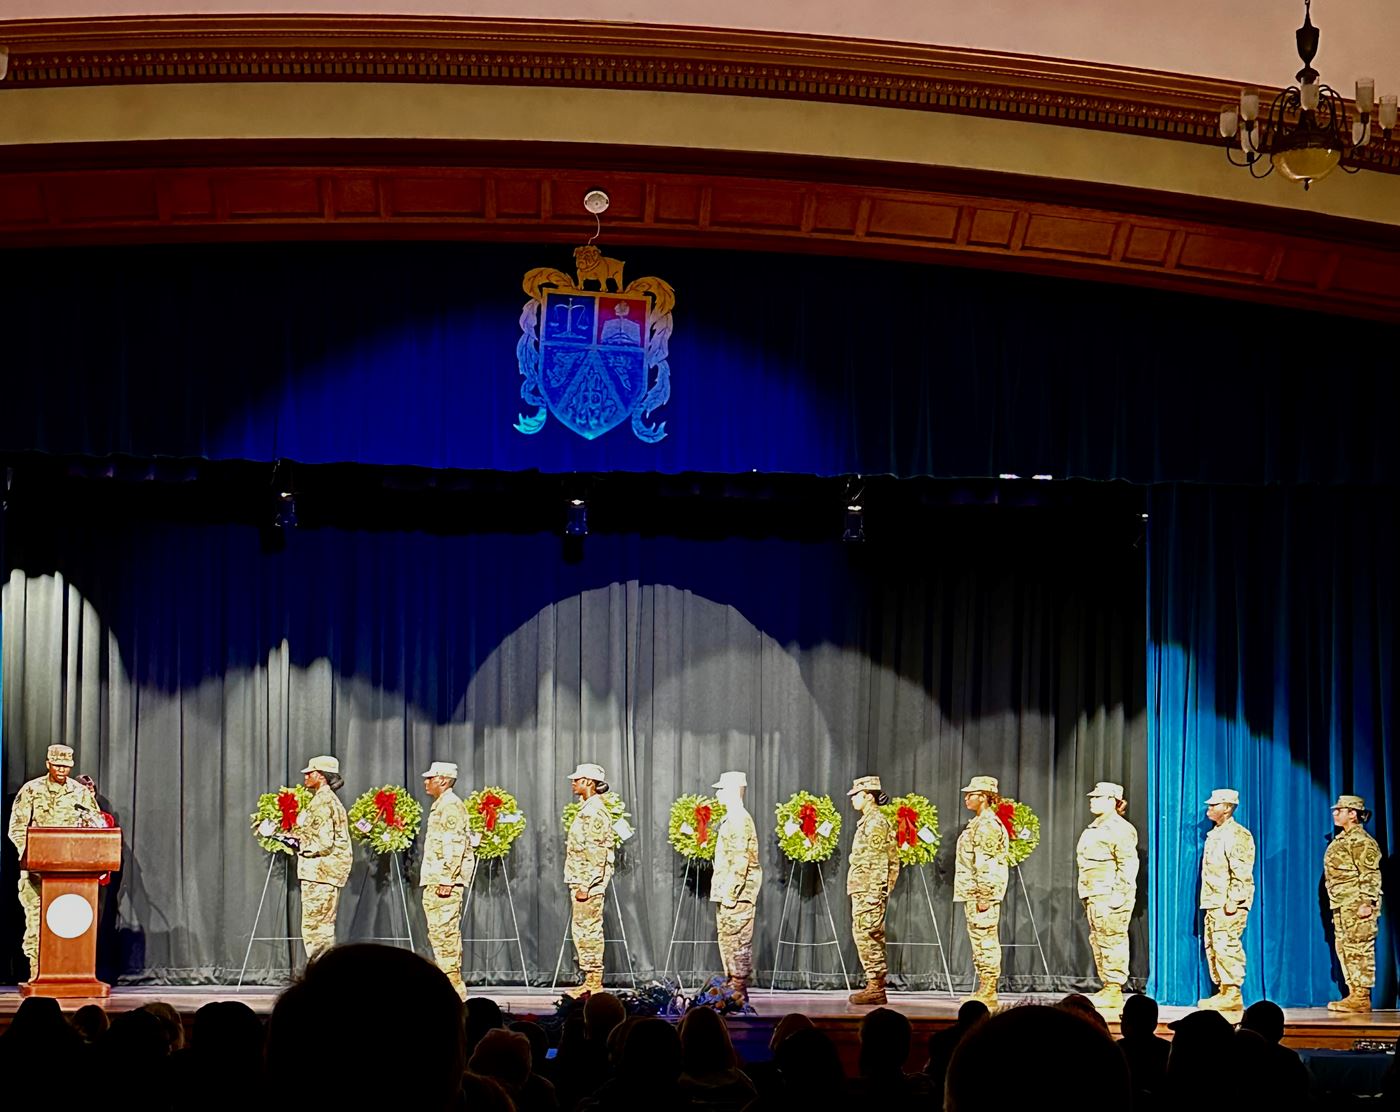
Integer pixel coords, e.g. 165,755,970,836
20,827,122,998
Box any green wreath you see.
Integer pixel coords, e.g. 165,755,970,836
880,792,940,866
775,791,841,862
998,796,1041,866
250,785,313,855
466,786,527,860
667,794,727,862
561,792,632,849
349,785,423,855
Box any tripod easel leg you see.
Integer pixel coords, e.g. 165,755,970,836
1015,864,1051,978
501,859,529,986
238,854,282,988
393,852,416,952
769,860,798,992
919,865,957,999
816,863,852,991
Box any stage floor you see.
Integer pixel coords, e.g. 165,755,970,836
1,986,1395,1053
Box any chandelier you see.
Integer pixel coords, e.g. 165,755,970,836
1218,0,1395,189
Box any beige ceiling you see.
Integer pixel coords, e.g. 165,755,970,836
3,0,1398,90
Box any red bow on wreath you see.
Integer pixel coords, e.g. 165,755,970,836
375,789,403,828
479,792,504,831
693,804,712,846
276,791,299,831
896,805,920,847
995,801,1016,841
799,801,818,843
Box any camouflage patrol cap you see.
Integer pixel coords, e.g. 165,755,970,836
1087,782,1124,800
301,755,341,776
1204,788,1239,807
1332,794,1366,812
960,775,999,794
847,775,883,796
46,744,75,767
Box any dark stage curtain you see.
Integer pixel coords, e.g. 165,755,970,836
2,502,1143,988
1148,484,1399,1007
2,242,1398,483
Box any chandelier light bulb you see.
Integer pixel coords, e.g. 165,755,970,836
1240,90,1260,121
1300,81,1320,111
1355,78,1375,114
1219,107,1239,137
1380,95,1398,132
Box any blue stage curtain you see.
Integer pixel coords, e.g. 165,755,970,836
2,242,1398,483
1147,484,1398,1006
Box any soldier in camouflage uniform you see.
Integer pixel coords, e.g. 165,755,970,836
1324,794,1383,1012
954,775,1010,1008
7,744,101,981
710,770,762,1004
846,775,899,1005
291,755,354,963
1198,787,1255,1017
420,760,476,1001
1076,781,1139,1012
564,762,616,997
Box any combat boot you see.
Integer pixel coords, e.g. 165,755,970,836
732,975,752,1009
1088,983,1124,1011
1212,985,1244,1019
1330,987,1372,1012
964,975,998,1009
848,974,887,1005
564,970,604,998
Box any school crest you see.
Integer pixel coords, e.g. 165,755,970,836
515,246,675,442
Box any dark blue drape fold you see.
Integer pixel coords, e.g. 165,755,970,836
1147,484,1397,1006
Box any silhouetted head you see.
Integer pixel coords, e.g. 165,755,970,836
267,944,464,1110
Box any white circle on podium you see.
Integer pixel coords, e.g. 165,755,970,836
46,893,95,939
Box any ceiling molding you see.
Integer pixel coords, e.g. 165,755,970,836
1,140,1396,321
2,14,1397,176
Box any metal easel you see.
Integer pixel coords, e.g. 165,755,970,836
661,858,723,994
460,856,530,985
769,860,852,992
885,864,956,997
237,852,299,987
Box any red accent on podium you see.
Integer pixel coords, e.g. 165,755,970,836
19,827,122,998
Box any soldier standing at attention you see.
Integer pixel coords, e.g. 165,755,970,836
1324,794,1383,1012
420,761,476,1001
1076,782,1139,1012
1198,788,1255,1018
7,744,101,981
954,775,1010,1009
293,755,354,963
846,775,899,1005
564,762,615,997
710,770,762,1006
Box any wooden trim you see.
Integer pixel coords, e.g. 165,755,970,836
1,140,1397,321
2,14,1396,176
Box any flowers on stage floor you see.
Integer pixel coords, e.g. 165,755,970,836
668,793,727,862
467,786,527,859
998,796,1041,866
775,790,841,862
349,785,423,854
251,785,313,855
881,792,940,866
562,791,633,847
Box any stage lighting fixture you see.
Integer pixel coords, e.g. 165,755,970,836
842,503,865,543
274,491,297,530
565,498,588,537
